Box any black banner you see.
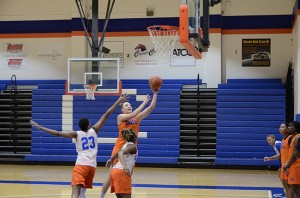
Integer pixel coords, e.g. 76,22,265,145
242,39,271,67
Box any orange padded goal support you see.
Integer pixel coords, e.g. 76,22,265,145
179,5,202,59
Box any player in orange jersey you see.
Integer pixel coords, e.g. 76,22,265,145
279,122,294,197
264,123,292,197
283,121,300,198
100,89,158,198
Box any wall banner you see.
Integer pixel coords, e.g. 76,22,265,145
1,43,27,69
242,39,271,67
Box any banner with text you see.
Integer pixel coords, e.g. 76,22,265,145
242,39,271,67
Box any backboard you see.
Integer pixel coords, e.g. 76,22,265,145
180,0,210,59
65,58,122,96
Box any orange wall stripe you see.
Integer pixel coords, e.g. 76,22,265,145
99,31,149,37
72,31,149,37
210,28,221,33
0,33,71,38
71,31,87,36
222,28,292,34
0,28,291,38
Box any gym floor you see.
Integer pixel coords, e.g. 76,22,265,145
0,164,284,198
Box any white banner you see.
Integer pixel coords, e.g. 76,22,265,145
1,42,27,70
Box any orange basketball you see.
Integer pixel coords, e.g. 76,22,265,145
148,76,162,91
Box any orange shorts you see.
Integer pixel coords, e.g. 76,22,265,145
110,168,132,194
280,167,288,180
71,165,96,188
288,166,300,185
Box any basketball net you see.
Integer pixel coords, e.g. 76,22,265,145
83,84,97,100
147,25,179,65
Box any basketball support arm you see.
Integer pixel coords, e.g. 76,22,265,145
98,0,115,56
75,0,115,57
75,0,96,51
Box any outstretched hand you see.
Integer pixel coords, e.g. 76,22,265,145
123,167,130,176
30,120,38,127
119,93,129,103
143,94,151,104
263,156,270,162
106,159,112,167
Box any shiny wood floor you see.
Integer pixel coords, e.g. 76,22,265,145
0,164,284,198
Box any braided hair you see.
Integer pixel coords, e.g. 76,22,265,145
122,128,137,143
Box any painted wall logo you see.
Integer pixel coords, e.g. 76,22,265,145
135,44,147,52
38,50,62,60
7,59,23,69
170,42,196,66
134,44,155,57
7,43,23,53
172,48,192,57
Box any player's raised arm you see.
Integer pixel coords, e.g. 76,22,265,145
117,95,150,124
137,89,158,121
30,120,77,138
93,93,128,133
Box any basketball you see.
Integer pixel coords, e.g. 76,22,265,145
148,76,162,91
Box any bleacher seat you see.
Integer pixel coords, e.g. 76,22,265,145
26,79,197,164
216,79,285,166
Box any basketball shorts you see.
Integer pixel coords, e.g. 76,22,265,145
280,167,288,180
71,165,96,188
110,168,132,194
288,165,300,185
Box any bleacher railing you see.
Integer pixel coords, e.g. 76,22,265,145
10,74,18,154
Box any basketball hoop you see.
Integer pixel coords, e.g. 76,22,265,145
147,25,179,65
83,84,97,100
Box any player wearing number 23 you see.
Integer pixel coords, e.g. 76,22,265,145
30,94,128,198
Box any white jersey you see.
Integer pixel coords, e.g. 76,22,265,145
114,142,138,174
75,128,98,168
273,140,281,155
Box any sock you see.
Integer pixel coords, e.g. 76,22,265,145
79,188,86,198
100,192,105,198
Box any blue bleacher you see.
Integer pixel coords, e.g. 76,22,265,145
25,79,194,164
216,79,285,166
0,84,6,90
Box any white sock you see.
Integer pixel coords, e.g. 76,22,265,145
79,188,86,198
100,192,105,198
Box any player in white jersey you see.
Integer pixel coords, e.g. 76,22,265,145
30,94,128,198
105,128,137,198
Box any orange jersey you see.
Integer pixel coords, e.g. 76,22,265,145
111,117,140,160
280,135,292,180
289,134,300,168
281,135,292,166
